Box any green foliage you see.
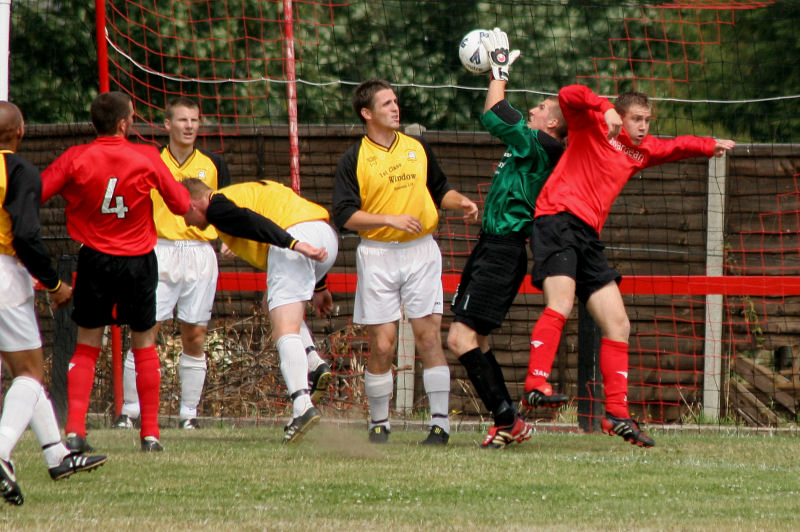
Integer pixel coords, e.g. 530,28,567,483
741,296,766,348
7,0,800,140
681,402,741,426
9,2,98,123
688,3,800,142
2,427,800,529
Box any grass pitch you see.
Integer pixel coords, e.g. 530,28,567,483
0,423,798,531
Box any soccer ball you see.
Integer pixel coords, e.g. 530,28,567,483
458,29,491,75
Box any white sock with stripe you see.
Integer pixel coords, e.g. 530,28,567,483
121,350,140,419
365,370,393,430
179,352,207,420
423,366,451,434
299,321,324,371
29,385,69,467
277,333,311,418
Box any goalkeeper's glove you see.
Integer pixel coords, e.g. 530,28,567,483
481,27,520,82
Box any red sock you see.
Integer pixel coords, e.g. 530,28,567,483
600,338,629,418
525,307,567,392
66,343,101,436
133,346,161,439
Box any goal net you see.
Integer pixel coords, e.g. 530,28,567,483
26,0,800,429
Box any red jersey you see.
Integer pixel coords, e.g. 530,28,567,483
535,84,717,234
42,136,190,256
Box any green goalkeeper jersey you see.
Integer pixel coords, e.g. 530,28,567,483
479,100,564,236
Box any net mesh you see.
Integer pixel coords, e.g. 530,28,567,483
19,0,800,430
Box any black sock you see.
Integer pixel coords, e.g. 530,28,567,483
493,400,516,427
483,348,513,406
459,347,511,423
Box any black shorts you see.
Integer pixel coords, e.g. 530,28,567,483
529,212,621,304
72,246,158,332
451,232,528,336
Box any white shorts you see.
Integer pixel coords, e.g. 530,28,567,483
266,221,338,311
155,239,219,325
353,234,443,325
0,257,41,351
0,254,35,309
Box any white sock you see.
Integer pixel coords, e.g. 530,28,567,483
423,366,451,434
121,350,140,419
29,386,69,467
299,321,324,371
277,334,311,418
179,352,207,420
0,376,40,462
364,370,393,430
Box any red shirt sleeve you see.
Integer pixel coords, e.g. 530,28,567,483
558,85,615,131
41,145,86,204
130,143,190,215
643,135,717,168
41,138,190,256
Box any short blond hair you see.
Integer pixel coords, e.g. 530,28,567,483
181,177,212,199
165,97,200,120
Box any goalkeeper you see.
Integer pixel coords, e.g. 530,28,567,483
447,28,567,449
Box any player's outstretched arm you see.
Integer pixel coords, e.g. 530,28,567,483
714,139,735,156
206,195,297,248
484,79,507,113
135,143,191,215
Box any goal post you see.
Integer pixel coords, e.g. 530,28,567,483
703,152,727,421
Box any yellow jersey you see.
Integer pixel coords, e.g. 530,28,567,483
332,132,452,242
0,153,12,257
0,150,61,290
209,180,329,270
151,146,231,241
